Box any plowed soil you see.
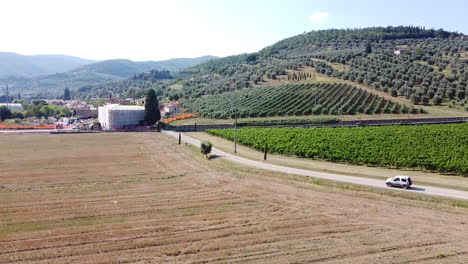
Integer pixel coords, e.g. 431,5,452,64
0,132,467,263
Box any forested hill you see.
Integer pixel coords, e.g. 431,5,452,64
73,56,218,78
173,26,467,114
260,26,459,56
75,70,174,99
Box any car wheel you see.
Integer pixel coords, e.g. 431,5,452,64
386,183,391,187
402,185,408,189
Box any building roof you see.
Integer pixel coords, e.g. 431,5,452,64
0,103,22,107
0,103,24,111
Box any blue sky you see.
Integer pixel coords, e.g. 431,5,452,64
0,0,466,61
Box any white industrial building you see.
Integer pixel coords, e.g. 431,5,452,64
98,104,145,129
0,103,24,112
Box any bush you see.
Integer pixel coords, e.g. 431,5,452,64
0,106,12,121
201,141,213,159
433,96,442,105
11,111,24,119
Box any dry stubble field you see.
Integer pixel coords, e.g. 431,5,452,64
0,132,468,263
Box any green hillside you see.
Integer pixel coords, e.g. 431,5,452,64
173,26,467,116
75,70,174,99
52,26,468,117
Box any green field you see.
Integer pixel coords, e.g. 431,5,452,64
207,123,468,175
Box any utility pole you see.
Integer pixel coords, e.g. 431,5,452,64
5,84,9,108
231,86,238,154
234,91,238,154
406,86,410,120
340,108,342,124
178,132,181,144
314,87,317,106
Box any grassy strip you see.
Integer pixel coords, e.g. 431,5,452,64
237,117,340,126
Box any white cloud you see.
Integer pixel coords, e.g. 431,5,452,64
309,12,329,24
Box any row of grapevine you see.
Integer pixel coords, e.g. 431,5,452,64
182,83,413,119
207,124,468,175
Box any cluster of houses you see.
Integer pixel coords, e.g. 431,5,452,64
44,98,181,129
1,98,181,130
45,99,97,118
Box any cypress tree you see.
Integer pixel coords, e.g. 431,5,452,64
63,88,71,100
364,43,372,54
144,89,160,125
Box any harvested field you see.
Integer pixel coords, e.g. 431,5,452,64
1,132,468,263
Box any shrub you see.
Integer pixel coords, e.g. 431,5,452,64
11,111,24,119
201,141,213,159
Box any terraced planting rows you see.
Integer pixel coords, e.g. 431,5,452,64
207,123,468,175
183,83,413,119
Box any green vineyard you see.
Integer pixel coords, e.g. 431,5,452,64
183,83,415,119
207,123,468,175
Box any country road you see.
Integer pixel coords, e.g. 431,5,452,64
163,130,468,200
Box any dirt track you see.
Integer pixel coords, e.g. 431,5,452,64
1,132,468,263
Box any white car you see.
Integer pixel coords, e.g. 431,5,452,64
386,176,412,189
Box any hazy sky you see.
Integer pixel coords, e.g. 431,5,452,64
0,0,466,61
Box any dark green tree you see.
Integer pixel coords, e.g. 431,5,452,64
64,88,71,100
245,54,257,63
433,96,443,105
0,106,12,121
11,111,24,119
40,105,56,118
201,141,213,159
364,43,372,54
144,89,160,125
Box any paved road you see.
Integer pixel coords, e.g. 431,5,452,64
163,130,468,200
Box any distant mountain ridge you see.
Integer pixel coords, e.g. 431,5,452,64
74,56,218,78
0,52,95,78
1,55,218,97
